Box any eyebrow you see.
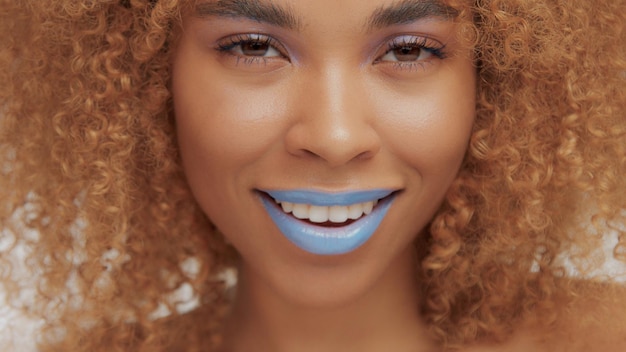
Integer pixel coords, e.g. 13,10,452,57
193,0,458,31
194,0,301,30
366,0,459,30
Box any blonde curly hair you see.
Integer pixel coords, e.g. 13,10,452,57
0,0,624,350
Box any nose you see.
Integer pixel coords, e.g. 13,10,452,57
284,65,381,167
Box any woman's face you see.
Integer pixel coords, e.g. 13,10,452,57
172,0,475,306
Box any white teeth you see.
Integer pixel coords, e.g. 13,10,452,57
328,205,348,223
347,203,363,220
276,199,381,224
363,201,374,215
292,203,309,219
280,201,294,213
308,205,329,223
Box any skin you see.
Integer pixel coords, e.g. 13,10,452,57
171,0,476,350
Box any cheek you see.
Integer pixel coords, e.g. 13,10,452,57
372,71,476,178
172,71,290,181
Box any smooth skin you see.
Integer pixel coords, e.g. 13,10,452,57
170,0,624,351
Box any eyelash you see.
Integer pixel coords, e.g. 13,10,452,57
215,33,447,69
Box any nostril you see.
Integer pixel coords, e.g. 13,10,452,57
353,149,378,161
302,149,320,159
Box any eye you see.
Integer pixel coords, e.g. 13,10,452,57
381,44,432,62
377,35,446,67
238,41,280,57
217,33,286,60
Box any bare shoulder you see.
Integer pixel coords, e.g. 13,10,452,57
462,281,626,352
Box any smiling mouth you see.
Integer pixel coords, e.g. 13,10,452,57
258,189,397,255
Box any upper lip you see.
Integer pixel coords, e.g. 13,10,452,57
260,189,397,206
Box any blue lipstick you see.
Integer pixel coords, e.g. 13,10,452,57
264,189,394,206
259,189,396,255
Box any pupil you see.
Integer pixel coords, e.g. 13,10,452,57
242,41,269,56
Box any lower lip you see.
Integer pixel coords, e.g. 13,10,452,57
260,193,396,255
